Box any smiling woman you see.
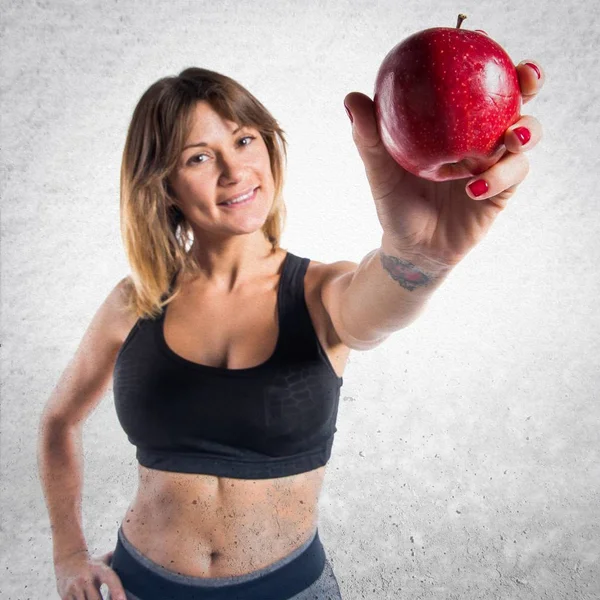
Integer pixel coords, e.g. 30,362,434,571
38,67,348,600
37,52,545,600
168,101,276,248
119,68,289,319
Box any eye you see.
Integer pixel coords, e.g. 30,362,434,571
238,135,256,147
188,153,208,165
186,136,256,166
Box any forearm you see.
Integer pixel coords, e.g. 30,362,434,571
37,418,89,564
343,235,453,341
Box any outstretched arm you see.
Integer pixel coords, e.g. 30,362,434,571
321,61,544,349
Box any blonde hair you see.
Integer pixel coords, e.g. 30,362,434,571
120,67,288,319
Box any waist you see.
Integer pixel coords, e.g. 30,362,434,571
120,464,325,577
111,524,326,599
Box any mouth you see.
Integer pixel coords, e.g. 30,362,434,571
218,187,258,208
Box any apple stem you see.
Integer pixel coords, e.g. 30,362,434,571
456,13,467,28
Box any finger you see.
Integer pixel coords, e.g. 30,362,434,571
343,91,406,193
343,91,381,150
90,557,127,600
516,60,544,104
503,115,543,154
83,583,103,600
100,571,128,600
465,152,530,201
70,583,89,600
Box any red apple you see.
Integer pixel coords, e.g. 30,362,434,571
374,14,521,182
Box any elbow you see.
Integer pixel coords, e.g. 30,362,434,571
37,412,77,456
339,328,392,352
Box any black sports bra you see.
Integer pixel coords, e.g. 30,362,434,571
112,251,344,479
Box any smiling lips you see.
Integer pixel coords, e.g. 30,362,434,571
219,187,258,206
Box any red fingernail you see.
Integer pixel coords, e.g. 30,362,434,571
525,62,541,79
344,102,353,123
468,179,489,198
513,127,531,145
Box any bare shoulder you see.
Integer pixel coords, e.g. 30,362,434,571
305,257,360,351
101,275,140,344
306,257,358,305
305,257,359,290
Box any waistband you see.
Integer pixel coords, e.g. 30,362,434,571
111,526,325,600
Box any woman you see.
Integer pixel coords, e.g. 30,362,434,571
38,61,544,600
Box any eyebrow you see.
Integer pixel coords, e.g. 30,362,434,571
182,125,245,151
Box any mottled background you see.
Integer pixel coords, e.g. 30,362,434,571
1,0,599,598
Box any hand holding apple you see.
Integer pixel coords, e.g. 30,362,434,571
374,14,522,182
343,15,544,270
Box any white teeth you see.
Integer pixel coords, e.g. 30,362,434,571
223,189,254,205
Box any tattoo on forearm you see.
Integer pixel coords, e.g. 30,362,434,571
379,251,432,291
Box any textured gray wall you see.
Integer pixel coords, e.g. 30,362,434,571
2,0,599,598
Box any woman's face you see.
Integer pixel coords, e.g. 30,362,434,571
169,101,275,240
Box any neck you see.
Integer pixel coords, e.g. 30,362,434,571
188,230,277,293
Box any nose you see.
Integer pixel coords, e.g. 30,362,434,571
217,150,245,185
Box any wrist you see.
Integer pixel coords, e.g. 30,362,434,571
380,234,454,281
54,546,90,566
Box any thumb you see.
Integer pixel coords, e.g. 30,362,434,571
343,92,382,151
343,92,405,192
94,552,127,600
